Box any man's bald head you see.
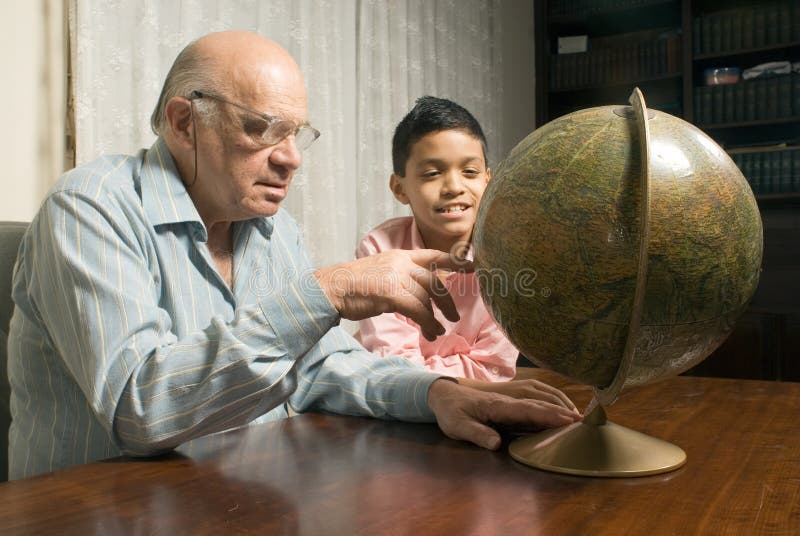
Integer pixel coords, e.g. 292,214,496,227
150,31,305,135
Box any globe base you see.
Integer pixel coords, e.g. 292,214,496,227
508,404,686,477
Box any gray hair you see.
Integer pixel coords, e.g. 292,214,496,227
150,39,222,135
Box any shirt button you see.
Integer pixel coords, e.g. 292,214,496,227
491,366,500,376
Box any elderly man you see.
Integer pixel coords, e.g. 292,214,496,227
7,31,579,480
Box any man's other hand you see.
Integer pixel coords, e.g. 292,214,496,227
427,378,583,450
457,377,578,412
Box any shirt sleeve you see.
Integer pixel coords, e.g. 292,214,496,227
31,190,342,456
278,221,440,421
285,325,440,422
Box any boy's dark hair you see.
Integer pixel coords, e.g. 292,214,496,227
391,96,488,176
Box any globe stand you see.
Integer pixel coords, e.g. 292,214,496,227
508,88,687,477
508,402,686,477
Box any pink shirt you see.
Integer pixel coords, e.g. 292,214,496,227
354,216,518,381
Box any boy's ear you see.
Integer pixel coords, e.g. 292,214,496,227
164,97,195,148
486,167,492,183
389,174,410,205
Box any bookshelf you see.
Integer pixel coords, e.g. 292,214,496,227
536,0,685,121
534,0,800,380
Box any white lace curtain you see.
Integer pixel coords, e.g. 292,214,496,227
71,0,503,267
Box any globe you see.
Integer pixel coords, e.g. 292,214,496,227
473,89,763,476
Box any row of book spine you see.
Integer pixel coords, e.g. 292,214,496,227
731,150,800,196
693,74,800,125
550,36,680,90
692,2,800,57
548,0,666,19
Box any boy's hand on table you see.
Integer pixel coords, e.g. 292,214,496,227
427,378,583,450
315,249,472,341
458,377,578,412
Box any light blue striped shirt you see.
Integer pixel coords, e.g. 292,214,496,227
8,138,438,480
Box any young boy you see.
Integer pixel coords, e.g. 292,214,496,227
355,97,574,406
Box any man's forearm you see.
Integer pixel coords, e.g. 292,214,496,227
113,303,334,455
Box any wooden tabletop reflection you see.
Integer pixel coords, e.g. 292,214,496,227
1,371,799,534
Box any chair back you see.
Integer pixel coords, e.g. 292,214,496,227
0,222,28,481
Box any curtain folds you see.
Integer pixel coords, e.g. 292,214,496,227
71,0,502,267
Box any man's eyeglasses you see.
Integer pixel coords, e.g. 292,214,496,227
189,90,320,151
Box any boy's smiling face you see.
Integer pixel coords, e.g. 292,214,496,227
390,129,490,253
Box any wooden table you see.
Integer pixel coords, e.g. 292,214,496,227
1,372,799,535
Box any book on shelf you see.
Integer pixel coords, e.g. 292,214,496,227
741,7,754,50
734,83,745,122
712,86,724,123
795,2,800,41
763,152,774,194
701,15,712,55
755,79,768,120
693,17,702,56
766,78,779,119
778,76,792,117
701,86,712,124
550,25,683,91
793,74,800,116
753,8,766,48
723,85,735,123
794,151,800,192
753,153,763,194
744,81,757,121
693,5,794,56
693,74,800,124
780,151,793,193
736,149,800,195
778,3,792,44
711,13,722,53
765,4,780,46
730,10,743,51
721,12,732,52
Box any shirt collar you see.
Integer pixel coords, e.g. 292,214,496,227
140,137,206,235
409,218,426,250
139,137,277,242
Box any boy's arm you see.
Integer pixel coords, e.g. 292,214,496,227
357,312,429,364
448,317,518,380
358,311,517,380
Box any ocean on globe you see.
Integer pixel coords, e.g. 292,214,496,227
473,105,762,391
